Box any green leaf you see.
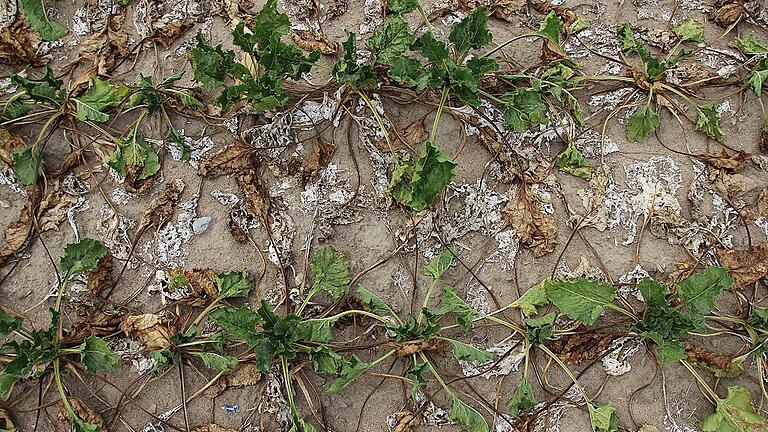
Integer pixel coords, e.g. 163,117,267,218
511,282,549,317
215,269,254,299
588,402,618,432
248,0,291,48
524,312,556,346
747,60,768,96
149,348,177,376
77,336,119,372
407,361,428,401
196,352,238,371
328,355,370,393
502,88,548,132
676,267,732,317
210,306,262,347
3,99,30,119
12,146,45,185
673,18,704,42
447,63,482,106
747,307,768,331
466,56,499,77
445,338,492,362
11,65,64,104
107,132,159,179
60,238,108,276
536,11,564,44
367,16,414,64
618,24,642,52
544,278,617,325
309,346,344,375
736,35,768,55
74,77,130,122
436,285,476,330
701,386,767,432
388,141,456,212
508,379,538,418
696,104,725,141
0,310,23,339
356,285,397,317
18,0,68,41
555,142,592,180
297,317,338,343
626,105,660,142
390,309,442,342
72,417,100,432
412,32,450,63
189,32,238,90
334,32,377,87
449,8,492,54
449,396,489,432
290,415,318,432
388,0,419,14
424,247,457,280
309,246,351,300
388,56,431,90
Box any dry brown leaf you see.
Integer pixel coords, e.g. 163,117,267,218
121,314,177,350
393,411,420,432
545,332,618,364
198,143,258,178
87,254,114,296
0,189,40,260
540,39,566,62
697,149,748,171
717,243,768,289
236,169,271,224
761,128,768,154
79,25,130,76
710,3,744,27
0,128,28,168
303,138,336,183
390,339,448,357
64,312,122,344
124,162,161,194
204,363,262,397
376,120,428,152
191,425,240,432
683,342,738,376
292,30,338,55
0,18,41,64
228,210,249,243
138,179,185,231
0,406,15,431
154,21,189,48
187,267,218,299
37,184,80,232
740,187,768,221
503,184,557,257
57,397,106,431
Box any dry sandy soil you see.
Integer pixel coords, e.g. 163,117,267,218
1,0,768,431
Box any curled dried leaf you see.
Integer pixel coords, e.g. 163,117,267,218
376,120,428,152
37,183,80,232
0,17,41,64
154,21,189,48
57,397,106,431
79,25,130,75
683,342,739,377
0,189,40,261
710,3,744,28
236,169,271,224
390,339,448,357
717,244,768,289
393,411,421,432
204,363,262,397
187,267,219,299
198,143,258,178
87,254,113,296
696,149,748,171
0,405,15,431
503,184,557,257
545,332,618,364
292,30,338,55
138,179,185,231
0,128,28,168
120,314,177,350
303,138,336,183
191,425,240,432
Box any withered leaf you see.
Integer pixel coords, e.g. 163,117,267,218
236,169,271,224
683,342,739,377
717,243,768,289
191,425,240,432
762,128,768,154
37,183,79,232
138,179,185,231
198,143,257,178
0,405,15,431
87,254,113,296
204,363,262,398
696,149,748,171
79,25,130,76
228,209,249,243
545,332,618,364
0,17,41,64
187,267,219,299
124,162,160,194
64,312,122,344
120,314,177,350
393,411,421,432
390,339,448,357
57,397,106,431
710,3,744,28
0,128,28,168
0,189,40,260
292,30,338,55
740,187,767,221
503,183,557,257
376,120,428,152
303,138,336,183
154,21,189,48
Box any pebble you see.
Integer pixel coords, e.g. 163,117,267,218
192,216,212,234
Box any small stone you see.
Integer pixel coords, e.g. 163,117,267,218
192,216,212,234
